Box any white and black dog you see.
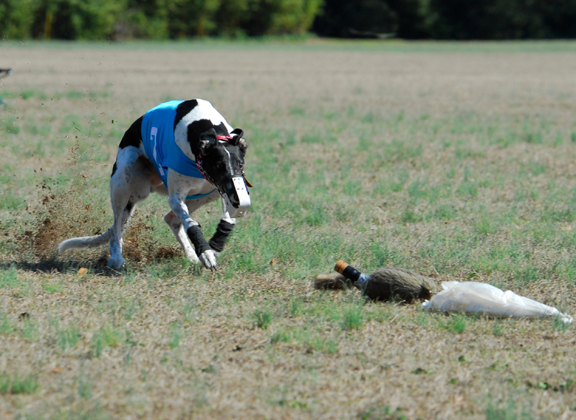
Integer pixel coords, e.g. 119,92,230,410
58,99,251,270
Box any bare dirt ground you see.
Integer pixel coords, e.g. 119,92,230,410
1,40,576,419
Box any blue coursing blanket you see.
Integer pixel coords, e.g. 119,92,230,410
141,101,214,199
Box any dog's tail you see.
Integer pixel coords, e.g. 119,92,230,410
58,228,113,255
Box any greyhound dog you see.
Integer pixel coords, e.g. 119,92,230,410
58,99,251,270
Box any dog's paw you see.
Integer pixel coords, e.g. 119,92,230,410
107,256,125,270
199,249,217,270
184,250,200,264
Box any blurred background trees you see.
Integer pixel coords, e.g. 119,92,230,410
1,0,575,40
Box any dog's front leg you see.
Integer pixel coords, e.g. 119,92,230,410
168,194,217,269
168,172,217,270
208,198,236,257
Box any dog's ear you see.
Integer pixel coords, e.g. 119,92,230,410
231,128,247,153
199,129,217,156
231,128,244,140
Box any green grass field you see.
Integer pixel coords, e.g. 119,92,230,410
1,39,576,419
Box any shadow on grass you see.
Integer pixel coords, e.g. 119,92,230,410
0,256,119,277
1,241,191,278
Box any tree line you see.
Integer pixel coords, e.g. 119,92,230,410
1,0,575,40
315,0,576,39
0,0,323,39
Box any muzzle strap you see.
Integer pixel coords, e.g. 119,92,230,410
224,176,251,218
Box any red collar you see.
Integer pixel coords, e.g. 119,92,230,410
195,154,211,183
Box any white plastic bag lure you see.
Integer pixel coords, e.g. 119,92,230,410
422,281,572,324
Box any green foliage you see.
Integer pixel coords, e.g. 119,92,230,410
268,0,324,35
254,308,272,329
360,406,408,420
2,0,576,40
0,266,19,288
437,314,467,333
428,0,576,40
493,321,503,337
43,281,63,293
92,324,126,356
169,322,182,348
114,0,169,39
551,316,570,333
215,0,251,36
0,312,12,335
0,0,322,40
484,395,535,420
33,0,127,40
0,373,39,394
22,404,112,420
57,325,81,351
77,372,93,399
0,117,20,135
341,302,364,330
410,367,432,375
270,328,291,344
20,318,38,341
314,0,429,38
294,328,338,354
449,315,467,333
167,0,221,37
0,0,38,38
316,0,576,40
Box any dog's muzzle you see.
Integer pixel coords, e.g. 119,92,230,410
222,176,251,218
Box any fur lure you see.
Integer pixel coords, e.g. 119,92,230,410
314,261,438,303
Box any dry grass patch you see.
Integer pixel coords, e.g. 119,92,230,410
1,40,576,419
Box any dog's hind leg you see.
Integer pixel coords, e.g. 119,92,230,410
107,147,151,269
58,158,144,261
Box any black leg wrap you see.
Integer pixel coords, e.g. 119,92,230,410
209,220,235,253
186,225,211,256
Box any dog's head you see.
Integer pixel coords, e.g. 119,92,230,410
198,128,250,218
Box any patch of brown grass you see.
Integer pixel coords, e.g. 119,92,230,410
1,42,576,420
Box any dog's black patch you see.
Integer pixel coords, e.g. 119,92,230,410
212,122,230,136
174,100,199,129
112,116,143,177
187,120,230,156
201,142,246,188
119,116,143,150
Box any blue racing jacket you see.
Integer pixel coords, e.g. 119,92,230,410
141,101,215,199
